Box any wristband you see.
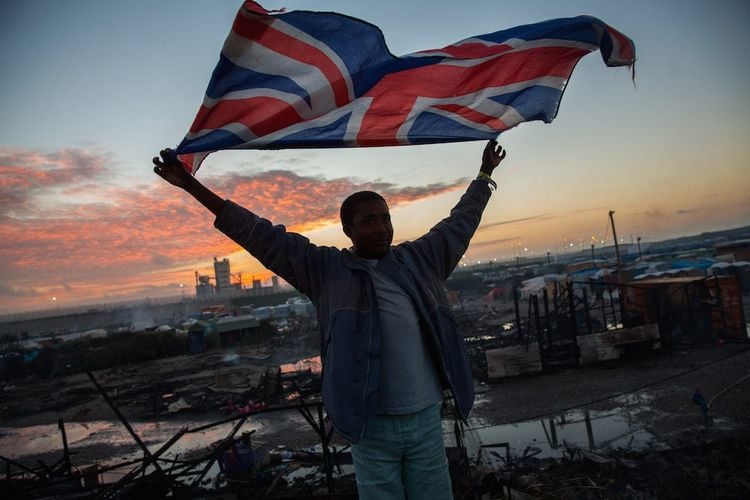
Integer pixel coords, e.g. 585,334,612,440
476,172,497,191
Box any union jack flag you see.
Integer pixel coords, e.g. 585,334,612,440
176,1,635,173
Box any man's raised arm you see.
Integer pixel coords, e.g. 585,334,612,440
153,149,225,216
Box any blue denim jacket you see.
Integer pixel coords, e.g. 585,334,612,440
214,179,492,442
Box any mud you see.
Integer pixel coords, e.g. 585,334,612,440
2,340,750,498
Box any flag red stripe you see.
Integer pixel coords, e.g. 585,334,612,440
232,15,351,108
242,0,270,15
358,46,587,143
608,25,635,62
191,97,303,136
433,104,510,130
367,46,587,101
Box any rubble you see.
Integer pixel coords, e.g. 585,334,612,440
2,341,749,499
1,278,748,498
1,370,358,499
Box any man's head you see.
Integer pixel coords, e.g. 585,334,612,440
340,191,393,259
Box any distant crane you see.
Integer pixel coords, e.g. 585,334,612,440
609,210,625,283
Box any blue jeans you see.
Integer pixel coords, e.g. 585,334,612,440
350,403,452,500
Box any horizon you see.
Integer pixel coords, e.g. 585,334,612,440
4,221,747,319
1,0,749,313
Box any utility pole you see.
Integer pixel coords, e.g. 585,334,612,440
637,236,642,260
609,210,624,283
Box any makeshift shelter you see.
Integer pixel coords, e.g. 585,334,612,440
624,275,746,341
519,274,566,299
215,315,261,347
710,261,750,295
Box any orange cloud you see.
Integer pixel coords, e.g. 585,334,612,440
0,147,465,311
211,170,465,231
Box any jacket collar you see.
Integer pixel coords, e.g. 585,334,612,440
341,246,395,270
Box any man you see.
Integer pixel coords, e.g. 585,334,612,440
153,141,506,499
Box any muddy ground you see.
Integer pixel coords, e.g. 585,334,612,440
1,337,749,498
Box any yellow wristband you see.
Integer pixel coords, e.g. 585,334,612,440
476,172,497,190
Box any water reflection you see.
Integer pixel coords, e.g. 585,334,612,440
453,394,663,468
0,419,263,461
279,355,322,376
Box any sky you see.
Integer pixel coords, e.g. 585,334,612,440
1,0,749,314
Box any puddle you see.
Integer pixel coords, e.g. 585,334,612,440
453,395,665,467
0,419,263,461
1,418,268,485
465,335,499,342
285,465,322,482
283,462,355,482
280,356,322,376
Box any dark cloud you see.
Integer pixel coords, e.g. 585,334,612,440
468,236,520,250
477,206,610,234
478,213,555,231
0,283,39,298
644,209,666,220
568,206,609,215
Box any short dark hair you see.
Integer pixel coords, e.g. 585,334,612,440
340,191,386,228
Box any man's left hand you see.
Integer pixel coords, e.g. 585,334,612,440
480,140,507,175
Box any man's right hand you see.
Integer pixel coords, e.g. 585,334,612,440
153,149,193,190
153,148,225,216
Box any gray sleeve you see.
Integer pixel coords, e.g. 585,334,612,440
213,200,325,301
404,179,492,281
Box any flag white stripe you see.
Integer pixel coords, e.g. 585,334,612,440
201,88,317,119
184,121,257,144
222,30,336,113
396,77,564,140
237,9,355,101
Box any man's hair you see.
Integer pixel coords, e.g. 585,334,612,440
340,191,386,228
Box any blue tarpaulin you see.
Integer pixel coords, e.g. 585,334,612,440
670,259,716,270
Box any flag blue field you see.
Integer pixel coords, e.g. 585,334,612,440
176,1,635,172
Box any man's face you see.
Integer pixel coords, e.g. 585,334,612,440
346,199,394,259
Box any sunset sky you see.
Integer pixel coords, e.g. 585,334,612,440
1,0,749,314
